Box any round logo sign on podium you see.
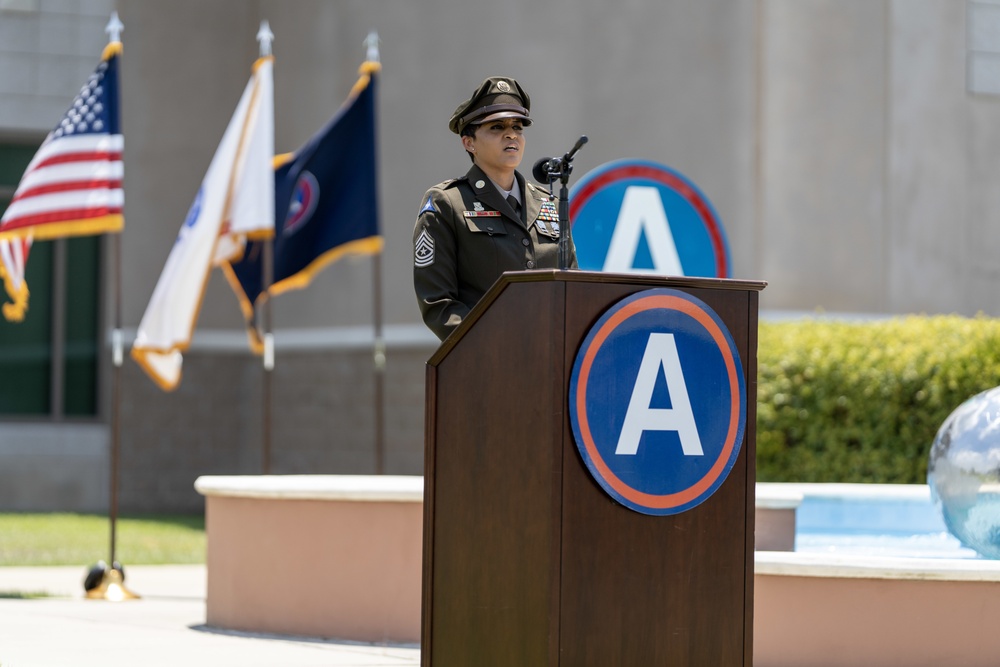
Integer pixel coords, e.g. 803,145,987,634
568,288,746,515
569,160,731,278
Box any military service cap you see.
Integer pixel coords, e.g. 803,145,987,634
448,76,532,134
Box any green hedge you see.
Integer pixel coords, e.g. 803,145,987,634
756,315,1000,484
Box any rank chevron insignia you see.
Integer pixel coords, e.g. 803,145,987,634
414,229,435,267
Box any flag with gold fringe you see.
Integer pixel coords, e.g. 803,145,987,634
0,40,124,322
223,58,382,350
131,52,274,391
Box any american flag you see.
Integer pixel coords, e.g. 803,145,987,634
0,41,124,321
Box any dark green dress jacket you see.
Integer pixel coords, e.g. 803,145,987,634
412,164,578,340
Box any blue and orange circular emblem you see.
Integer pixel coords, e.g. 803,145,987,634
569,160,731,277
569,288,746,515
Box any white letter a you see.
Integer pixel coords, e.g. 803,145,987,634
615,333,703,456
603,186,684,275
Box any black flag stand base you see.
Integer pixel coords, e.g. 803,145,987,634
84,561,140,601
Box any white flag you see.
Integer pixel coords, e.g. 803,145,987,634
131,56,274,390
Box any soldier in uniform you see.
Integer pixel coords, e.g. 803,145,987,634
412,76,577,341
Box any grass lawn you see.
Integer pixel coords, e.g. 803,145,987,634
0,513,205,567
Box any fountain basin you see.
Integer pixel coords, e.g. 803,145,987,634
755,483,1000,667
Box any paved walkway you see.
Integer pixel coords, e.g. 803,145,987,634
0,565,420,667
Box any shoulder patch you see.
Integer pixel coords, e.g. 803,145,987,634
419,196,436,215
414,229,435,267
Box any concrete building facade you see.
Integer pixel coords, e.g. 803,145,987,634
2,0,999,511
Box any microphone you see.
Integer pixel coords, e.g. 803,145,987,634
532,157,557,184
532,136,589,184
532,136,587,270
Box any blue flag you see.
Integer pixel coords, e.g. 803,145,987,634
224,62,382,349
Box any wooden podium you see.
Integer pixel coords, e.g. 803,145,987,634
421,270,765,666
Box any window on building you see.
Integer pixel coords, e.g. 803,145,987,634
969,0,1000,95
0,142,101,418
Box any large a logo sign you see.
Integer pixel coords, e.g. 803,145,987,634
569,160,731,278
568,289,746,515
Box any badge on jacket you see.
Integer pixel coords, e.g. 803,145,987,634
415,229,435,267
535,201,561,238
536,220,560,238
538,201,559,222
465,201,500,217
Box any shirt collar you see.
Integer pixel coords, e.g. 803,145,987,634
489,177,522,206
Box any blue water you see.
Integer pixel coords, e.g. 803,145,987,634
794,494,982,559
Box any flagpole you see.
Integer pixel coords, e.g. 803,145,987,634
107,18,125,559
262,238,274,475
258,21,275,475
109,233,123,565
107,17,124,566
365,32,385,475
86,11,137,601
373,253,385,475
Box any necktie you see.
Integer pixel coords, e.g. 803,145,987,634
507,194,522,221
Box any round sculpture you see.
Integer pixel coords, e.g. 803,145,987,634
928,386,1000,559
